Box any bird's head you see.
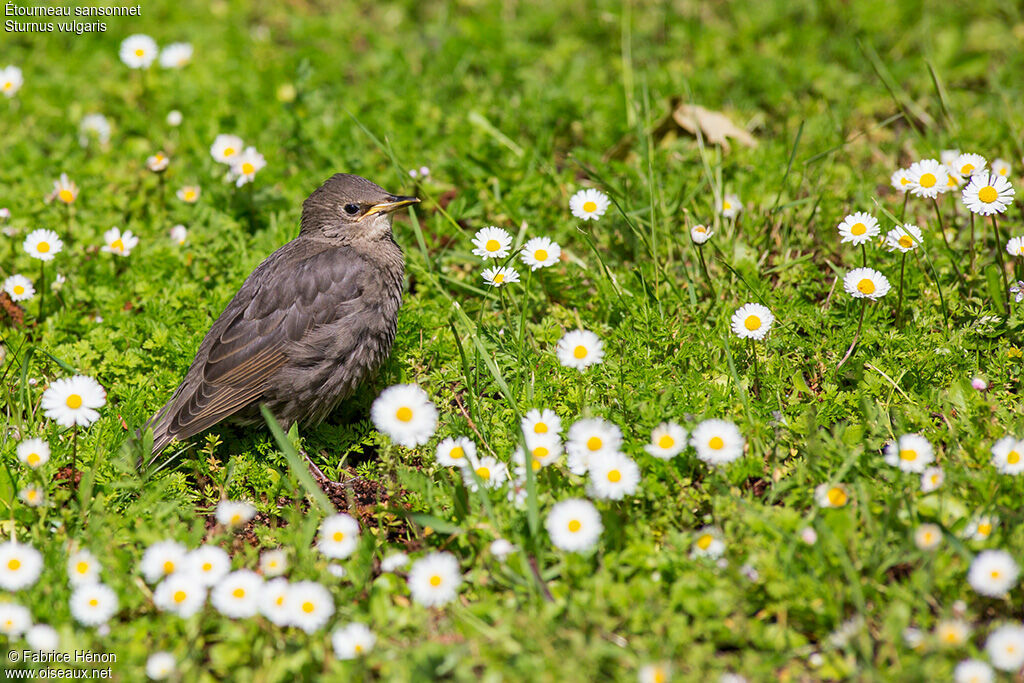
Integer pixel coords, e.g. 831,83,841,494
300,173,419,241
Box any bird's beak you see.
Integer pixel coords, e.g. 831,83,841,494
364,195,420,217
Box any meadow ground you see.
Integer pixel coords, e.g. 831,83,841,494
3,0,1024,680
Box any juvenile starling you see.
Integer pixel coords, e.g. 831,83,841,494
145,173,418,458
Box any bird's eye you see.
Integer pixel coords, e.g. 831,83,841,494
343,203,360,215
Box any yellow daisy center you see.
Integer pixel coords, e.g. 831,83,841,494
999,167,1008,176
332,531,344,542
532,446,549,458
850,223,866,236
2,82,10,90
76,562,89,574
476,466,491,480
978,186,998,203
396,406,413,422
37,241,50,253
653,669,666,683
573,344,588,359
919,173,936,188
429,575,442,587
232,588,245,599
708,436,724,450
302,601,314,613
531,458,541,471
978,523,992,536
658,435,674,449
898,235,913,248
230,514,241,524
275,595,284,606
535,249,548,261
8,559,20,571
111,239,125,251
744,315,761,331
607,469,621,483
991,570,1001,580
449,446,464,460
533,422,548,434
485,239,500,252
88,598,98,607
568,520,581,533
163,561,175,574
27,453,40,466
58,189,74,203
134,48,144,57
13,285,24,295
583,201,597,213
354,644,364,654
173,590,187,604
493,273,504,284
66,394,83,409
723,201,731,210
961,164,975,175
223,147,235,157
857,278,875,295
899,449,917,461
827,487,847,506
202,562,212,572
241,162,255,175
586,436,602,451
900,177,909,185
922,532,934,543
1007,450,1021,465
696,534,713,550
185,190,196,200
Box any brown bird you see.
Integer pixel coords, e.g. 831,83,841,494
145,173,418,459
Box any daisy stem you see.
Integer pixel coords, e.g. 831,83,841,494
860,243,867,268
932,198,965,289
899,192,909,222
696,245,716,302
71,426,78,474
517,269,532,360
748,338,761,398
991,215,1010,316
64,202,71,238
895,252,906,328
837,300,866,369
38,260,45,322
969,212,976,272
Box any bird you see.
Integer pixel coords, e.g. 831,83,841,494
144,173,418,460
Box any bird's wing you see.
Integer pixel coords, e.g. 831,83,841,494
148,244,369,453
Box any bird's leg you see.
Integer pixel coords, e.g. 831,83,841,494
300,448,332,487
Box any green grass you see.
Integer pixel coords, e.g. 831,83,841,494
3,0,1024,679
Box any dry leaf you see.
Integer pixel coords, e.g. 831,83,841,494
672,103,757,151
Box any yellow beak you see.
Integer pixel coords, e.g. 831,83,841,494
364,195,420,217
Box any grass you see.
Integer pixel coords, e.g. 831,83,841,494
3,0,1024,679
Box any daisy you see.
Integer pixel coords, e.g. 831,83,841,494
890,168,911,193
690,419,744,466
25,624,59,653
16,437,50,468
140,540,188,584
153,572,207,618
146,652,176,680
941,149,962,167
0,603,31,638
100,227,139,256
843,267,890,300
407,551,462,607
23,228,62,261
814,483,849,508
1005,236,1024,257
287,581,335,633
730,302,774,340
520,236,561,270
883,433,933,473
920,467,944,493
166,110,183,127
935,619,970,648
70,583,118,626
3,274,34,301
518,432,562,470
19,485,44,507
991,159,1011,178
1012,282,1024,303
690,224,713,244
556,329,605,371
587,451,640,500
837,212,880,246
317,513,360,559
719,193,742,218
991,436,1024,475
216,500,256,527
884,224,923,253
986,624,1024,672
906,159,950,198
914,523,942,551
546,498,602,552
119,34,158,68
64,549,100,586
965,516,996,542
691,527,726,559
963,172,1014,216
482,265,520,287
169,224,188,245
521,408,562,439
0,65,23,97
566,417,622,475
258,578,292,626
644,422,687,459
230,147,266,187
176,186,200,203
146,151,169,173
41,375,106,428
638,663,671,683
52,173,78,204
380,552,409,572
370,384,438,448
470,226,512,260
570,188,610,221
489,539,515,560
968,550,1018,597
953,659,994,683
210,134,244,164
0,541,42,591
333,622,376,659
435,436,475,468
187,545,231,587
461,454,508,491
953,153,987,179
159,42,193,68
260,549,287,577
211,570,263,618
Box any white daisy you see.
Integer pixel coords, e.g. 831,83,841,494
169,225,188,246
570,188,610,221
965,516,996,542
1005,236,1024,257
991,436,1024,475
166,109,183,127
69,583,118,626
730,302,774,340
546,498,603,552
119,34,158,69
41,375,106,428
286,581,334,633
566,417,622,475
146,652,176,680
935,619,971,648
914,523,942,551
23,228,62,261
333,623,376,659
690,419,744,466
0,541,42,591
890,168,912,193
953,153,987,179
556,329,605,371
380,552,409,572
19,485,44,507
953,659,993,683
638,663,672,683
517,432,563,470
0,603,31,637
260,549,287,577
215,500,256,527
4,274,35,301
16,437,50,468
146,151,169,173
407,551,462,607
884,224,923,253
461,453,508,491
159,42,193,69
644,422,687,459
258,577,292,626
230,147,266,187
489,539,515,560
691,527,725,559
0,65,23,97
370,383,438,448
587,451,640,500
522,408,562,439
186,545,231,587
991,159,1012,178
25,624,59,653
101,227,139,256
210,134,244,164
52,173,78,204
963,172,1014,216
67,549,100,586
843,267,891,300
435,436,475,468
883,433,934,473
941,149,962,167
211,570,263,619
968,550,1019,597
814,483,849,508
140,540,188,584
906,159,950,198
837,212,880,246
317,513,360,559
482,265,520,287
719,193,743,218
920,467,944,493
153,572,207,618
520,236,561,270
177,186,200,204
470,226,512,260
986,624,1024,672
690,224,713,244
